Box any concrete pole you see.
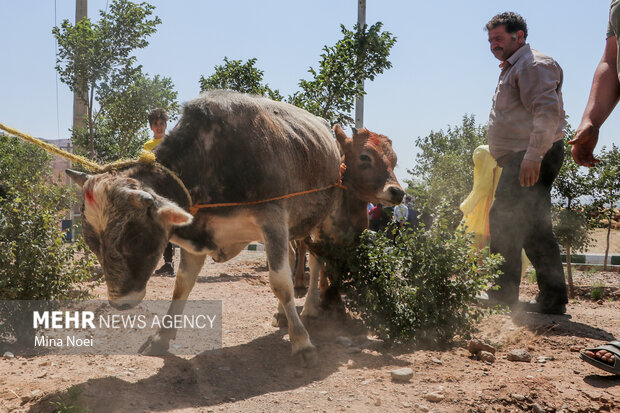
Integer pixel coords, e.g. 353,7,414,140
72,0,87,131
354,0,366,129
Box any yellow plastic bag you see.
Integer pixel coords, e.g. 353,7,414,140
460,145,529,276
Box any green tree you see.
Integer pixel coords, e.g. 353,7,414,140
406,115,487,230
589,144,620,270
552,136,594,298
53,0,164,159
288,23,396,126
199,57,282,100
87,67,178,161
199,23,396,127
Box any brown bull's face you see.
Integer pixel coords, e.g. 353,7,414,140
66,170,193,309
334,125,404,206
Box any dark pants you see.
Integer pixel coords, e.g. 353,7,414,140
163,243,174,263
489,140,567,306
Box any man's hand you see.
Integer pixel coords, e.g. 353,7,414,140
568,123,600,167
519,159,541,187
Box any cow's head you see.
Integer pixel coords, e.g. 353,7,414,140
334,125,404,206
66,169,192,309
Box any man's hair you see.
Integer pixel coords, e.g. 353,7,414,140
485,12,528,40
148,108,169,126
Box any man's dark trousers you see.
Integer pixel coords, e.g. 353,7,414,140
488,140,567,307
163,243,174,263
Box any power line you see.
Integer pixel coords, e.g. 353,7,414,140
54,0,60,139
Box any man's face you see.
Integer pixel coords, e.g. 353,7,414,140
488,25,523,62
150,118,167,139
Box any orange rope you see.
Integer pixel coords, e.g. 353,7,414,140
189,163,348,215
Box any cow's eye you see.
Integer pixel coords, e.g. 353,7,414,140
360,154,371,163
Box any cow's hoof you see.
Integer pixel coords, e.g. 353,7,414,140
294,286,308,298
298,345,318,368
138,335,170,355
272,312,288,328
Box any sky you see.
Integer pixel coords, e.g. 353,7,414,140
1,0,617,184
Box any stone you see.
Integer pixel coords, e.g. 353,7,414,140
507,349,532,362
431,357,443,365
479,351,496,364
510,393,526,401
374,398,382,406
3,352,14,359
468,338,496,355
532,403,545,413
424,392,445,402
335,336,353,347
390,368,414,382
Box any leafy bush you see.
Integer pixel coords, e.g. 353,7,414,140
590,282,606,301
0,134,96,345
0,184,95,301
322,214,502,346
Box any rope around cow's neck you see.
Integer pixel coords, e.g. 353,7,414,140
1,122,347,215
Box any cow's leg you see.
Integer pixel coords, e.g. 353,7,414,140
263,222,316,366
293,240,308,298
300,252,322,319
139,249,206,355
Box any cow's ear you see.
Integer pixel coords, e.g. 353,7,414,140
126,189,154,210
66,169,90,187
157,204,193,227
333,124,350,147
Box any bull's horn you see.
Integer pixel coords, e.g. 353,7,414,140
66,169,90,187
126,189,154,210
351,127,359,135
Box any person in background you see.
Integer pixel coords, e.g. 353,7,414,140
368,203,383,232
393,196,409,230
405,196,418,229
145,108,175,277
569,1,620,375
483,12,568,315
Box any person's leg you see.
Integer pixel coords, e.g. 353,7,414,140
523,141,567,312
163,243,174,263
155,243,175,276
488,152,529,305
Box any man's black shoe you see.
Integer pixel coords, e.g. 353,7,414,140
524,297,567,315
154,262,175,277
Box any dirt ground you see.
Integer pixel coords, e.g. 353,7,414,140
1,230,619,413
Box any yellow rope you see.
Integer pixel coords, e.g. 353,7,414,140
0,122,193,208
0,122,102,172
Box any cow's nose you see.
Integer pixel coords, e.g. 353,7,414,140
389,186,405,203
109,300,134,310
108,289,146,310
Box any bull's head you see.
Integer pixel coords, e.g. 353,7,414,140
334,125,404,206
66,169,192,309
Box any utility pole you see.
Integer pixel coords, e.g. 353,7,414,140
72,0,87,131
354,0,366,129
71,0,88,236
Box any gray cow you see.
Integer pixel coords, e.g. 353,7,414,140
67,90,403,365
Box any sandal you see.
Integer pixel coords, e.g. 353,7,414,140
580,341,620,375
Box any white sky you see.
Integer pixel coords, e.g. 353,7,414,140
1,0,617,184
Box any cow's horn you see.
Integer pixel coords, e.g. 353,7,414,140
126,189,154,210
351,127,359,135
66,169,90,187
